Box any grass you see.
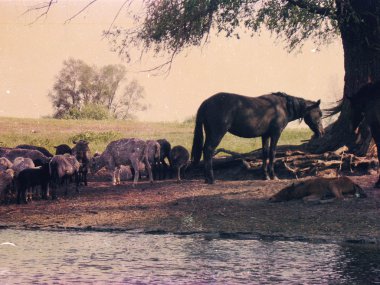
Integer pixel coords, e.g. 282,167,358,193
0,117,313,155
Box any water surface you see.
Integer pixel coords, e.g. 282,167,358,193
0,229,379,284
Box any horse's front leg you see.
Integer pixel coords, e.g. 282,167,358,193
268,133,281,180
203,131,225,184
261,135,270,180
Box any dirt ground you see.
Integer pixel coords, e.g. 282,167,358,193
0,171,379,245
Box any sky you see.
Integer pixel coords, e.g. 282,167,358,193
0,0,345,122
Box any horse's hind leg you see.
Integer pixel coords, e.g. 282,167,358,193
262,135,270,180
203,131,225,184
268,133,281,180
203,144,215,184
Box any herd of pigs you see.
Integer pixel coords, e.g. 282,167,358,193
0,138,190,204
0,136,370,205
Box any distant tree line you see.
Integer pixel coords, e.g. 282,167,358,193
49,58,148,120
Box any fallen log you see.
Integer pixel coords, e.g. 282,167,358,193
186,145,379,181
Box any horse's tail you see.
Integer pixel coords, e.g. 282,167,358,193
191,106,204,166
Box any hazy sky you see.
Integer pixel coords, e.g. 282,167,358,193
0,0,344,122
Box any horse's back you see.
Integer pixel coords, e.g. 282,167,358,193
198,92,287,137
200,92,284,112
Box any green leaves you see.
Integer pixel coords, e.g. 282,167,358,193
62,104,112,120
104,0,339,64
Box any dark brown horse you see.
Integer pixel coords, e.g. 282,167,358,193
349,81,380,188
191,92,324,184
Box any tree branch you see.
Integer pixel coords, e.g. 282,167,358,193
64,0,98,24
138,44,180,76
21,0,57,24
286,0,336,19
105,0,132,34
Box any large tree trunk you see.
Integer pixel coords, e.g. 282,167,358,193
307,0,380,156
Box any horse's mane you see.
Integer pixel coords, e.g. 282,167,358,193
271,92,307,120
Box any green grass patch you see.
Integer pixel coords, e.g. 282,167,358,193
0,117,312,155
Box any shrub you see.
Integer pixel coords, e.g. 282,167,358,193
182,115,195,125
62,104,112,120
70,131,123,144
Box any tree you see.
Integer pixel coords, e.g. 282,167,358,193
49,58,147,119
29,1,380,153
112,80,149,120
49,58,92,118
103,0,379,154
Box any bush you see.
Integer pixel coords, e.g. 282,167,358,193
62,104,112,120
182,115,195,125
70,131,123,144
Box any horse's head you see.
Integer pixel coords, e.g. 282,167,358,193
304,100,324,138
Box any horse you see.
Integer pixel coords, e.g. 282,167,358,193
191,92,324,184
348,81,380,188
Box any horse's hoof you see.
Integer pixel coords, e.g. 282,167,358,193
205,179,215,184
271,176,279,181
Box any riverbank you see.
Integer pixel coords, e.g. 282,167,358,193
1,174,379,245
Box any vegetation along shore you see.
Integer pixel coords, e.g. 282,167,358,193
0,117,379,245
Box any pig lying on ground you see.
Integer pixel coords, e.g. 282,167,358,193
269,176,367,203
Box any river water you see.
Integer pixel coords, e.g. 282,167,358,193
0,229,379,284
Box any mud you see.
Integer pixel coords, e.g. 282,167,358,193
0,174,379,244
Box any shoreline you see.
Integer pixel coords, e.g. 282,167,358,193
1,224,379,247
1,175,379,246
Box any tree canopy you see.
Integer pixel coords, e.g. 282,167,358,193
103,0,340,72
103,0,380,154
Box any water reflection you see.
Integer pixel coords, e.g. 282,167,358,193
0,229,379,284
338,245,380,284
